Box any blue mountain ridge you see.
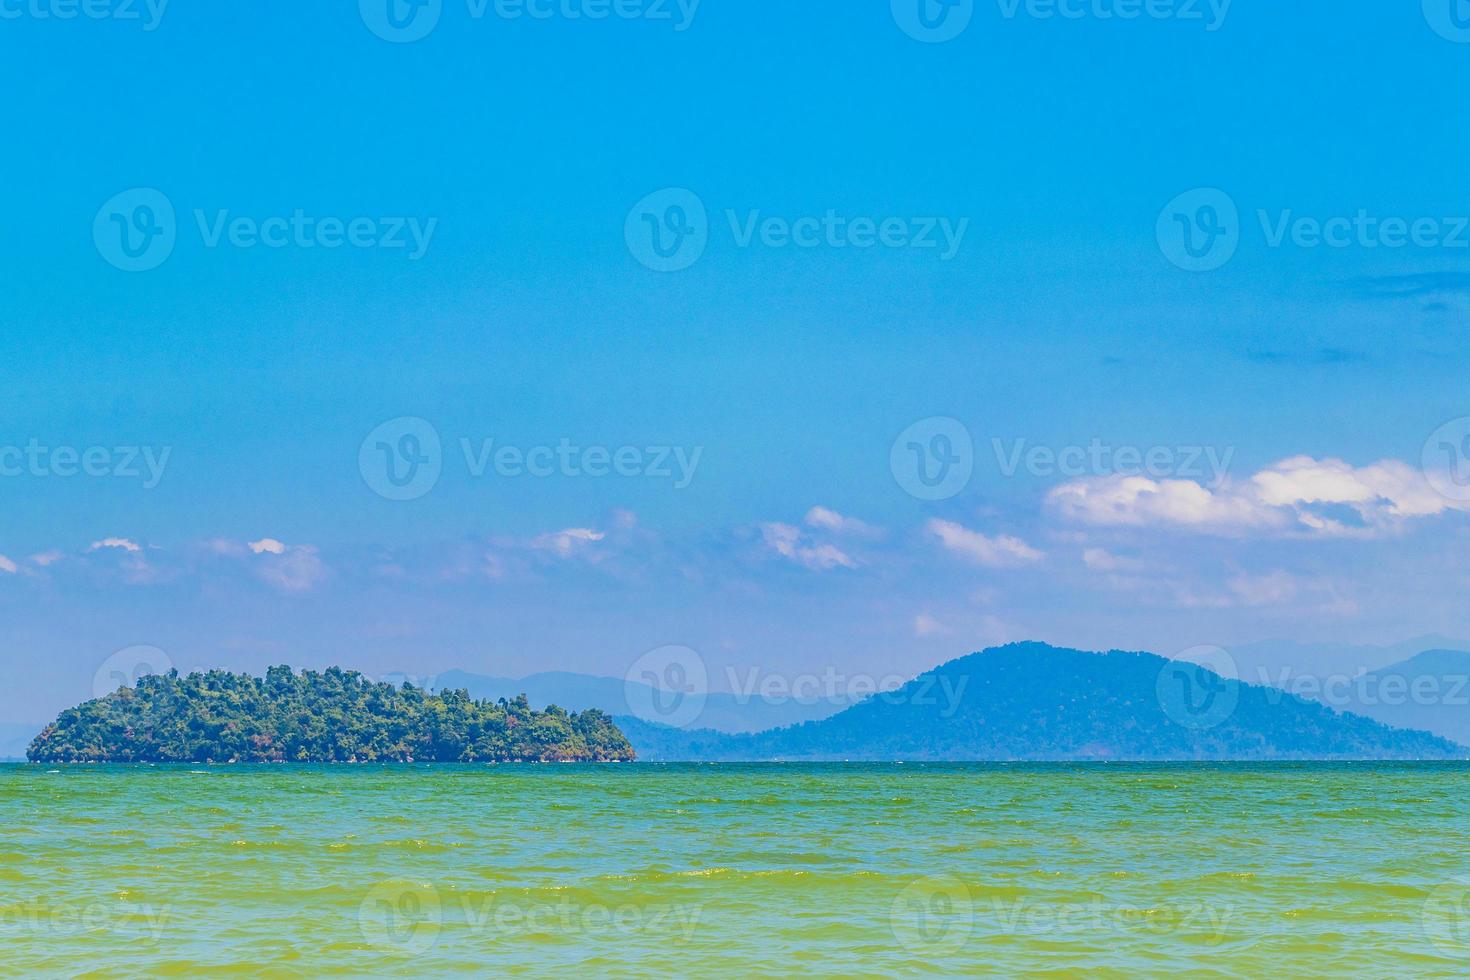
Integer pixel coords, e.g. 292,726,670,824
612,642,1466,761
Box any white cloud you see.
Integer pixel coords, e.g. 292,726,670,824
248,538,288,555
914,612,947,638
252,544,327,593
0,555,16,574
1226,570,1299,607
89,537,141,553
804,506,881,538
30,550,63,567
926,519,1044,567
760,522,857,571
1047,455,1470,537
1082,547,1135,572
533,527,606,558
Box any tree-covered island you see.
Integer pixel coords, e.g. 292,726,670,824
27,666,635,763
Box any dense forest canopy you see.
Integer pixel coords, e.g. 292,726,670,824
28,666,634,763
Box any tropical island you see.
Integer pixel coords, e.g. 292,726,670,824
26,666,634,763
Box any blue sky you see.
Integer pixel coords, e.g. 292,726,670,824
4,1,1470,721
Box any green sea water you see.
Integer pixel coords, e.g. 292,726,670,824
4,762,1470,978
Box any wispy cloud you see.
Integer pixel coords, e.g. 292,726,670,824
249,542,327,593
1350,271,1470,299
760,522,857,571
89,537,141,553
532,527,607,558
926,519,1044,567
803,506,882,538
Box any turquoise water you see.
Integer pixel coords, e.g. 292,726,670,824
3,762,1470,977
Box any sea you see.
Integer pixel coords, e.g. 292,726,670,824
3,762,1469,977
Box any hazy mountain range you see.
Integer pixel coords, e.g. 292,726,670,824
5,638,1469,761
429,669,853,734
615,642,1464,762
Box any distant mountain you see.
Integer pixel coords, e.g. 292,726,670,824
616,642,1465,761
431,669,852,735
0,723,43,761
1231,635,1470,681
1265,649,1470,748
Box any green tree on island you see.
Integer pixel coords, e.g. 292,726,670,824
27,666,635,763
